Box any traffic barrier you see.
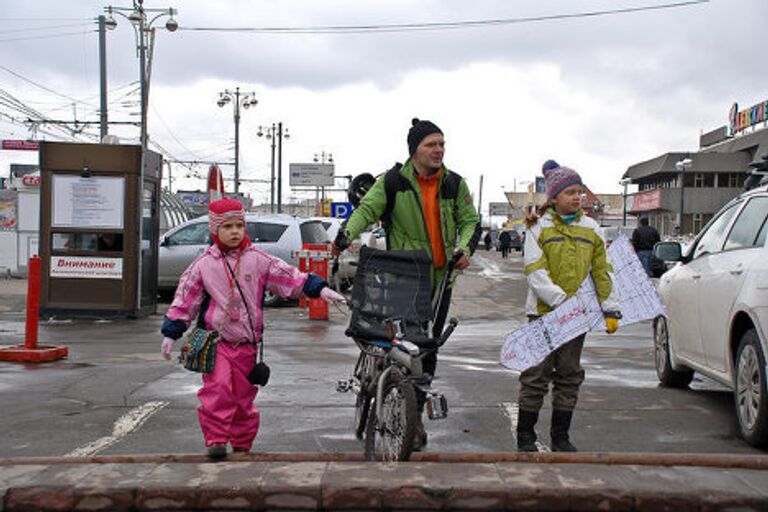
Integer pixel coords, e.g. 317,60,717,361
0,256,68,363
294,243,331,320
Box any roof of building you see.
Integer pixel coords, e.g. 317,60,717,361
623,151,752,181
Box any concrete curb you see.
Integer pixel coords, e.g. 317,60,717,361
1,453,767,511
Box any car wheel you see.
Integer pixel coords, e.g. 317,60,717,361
654,316,694,388
734,329,768,448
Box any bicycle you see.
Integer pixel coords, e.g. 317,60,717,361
337,247,461,461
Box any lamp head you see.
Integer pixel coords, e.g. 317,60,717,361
165,17,178,32
104,15,117,30
283,128,290,139
128,10,143,26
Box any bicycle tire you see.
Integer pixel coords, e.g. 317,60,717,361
353,346,384,439
354,392,372,440
364,367,417,461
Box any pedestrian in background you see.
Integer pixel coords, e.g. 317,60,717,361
631,217,660,277
484,231,492,251
499,230,512,259
517,159,621,452
160,198,345,460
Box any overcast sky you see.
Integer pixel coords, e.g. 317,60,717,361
1,0,765,214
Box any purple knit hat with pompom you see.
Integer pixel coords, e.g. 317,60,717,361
542,160,582,199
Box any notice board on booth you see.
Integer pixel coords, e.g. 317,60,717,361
51,175,125,229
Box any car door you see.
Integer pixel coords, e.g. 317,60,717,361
667,203,741,363
158,221,210,288
699,197,768,373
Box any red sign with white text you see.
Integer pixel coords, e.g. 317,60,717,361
630,189,662,212
1,140,39,151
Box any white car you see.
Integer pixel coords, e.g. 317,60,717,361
653,183,768,447
158,213,328,305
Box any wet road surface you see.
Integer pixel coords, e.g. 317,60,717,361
0,249,758,458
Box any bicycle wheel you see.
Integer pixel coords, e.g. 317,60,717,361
354,392,372,440
353,347,383,439
364,367,417,461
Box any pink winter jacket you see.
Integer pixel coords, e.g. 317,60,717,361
165,244,308,345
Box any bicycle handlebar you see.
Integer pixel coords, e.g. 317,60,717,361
436,317,458,347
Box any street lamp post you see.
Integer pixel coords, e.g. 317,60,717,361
258,123,289,213
217,88,257,196
104,0,177,311
619,178,631,227
675,157,692,235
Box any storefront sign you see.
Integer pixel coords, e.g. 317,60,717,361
20,174,41,187
729,100,768,135
50,256,123,279
630,189,661,212
1,140,39,151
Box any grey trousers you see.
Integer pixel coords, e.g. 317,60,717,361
518,334,586,412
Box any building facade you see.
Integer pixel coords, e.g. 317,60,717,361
623,99,768,237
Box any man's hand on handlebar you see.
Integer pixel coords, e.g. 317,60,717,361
332,231,350,256
453,249,470,271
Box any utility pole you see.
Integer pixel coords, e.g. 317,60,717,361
277,122,284,213
98,15,108,141
269,125,276,212
477,174,484,225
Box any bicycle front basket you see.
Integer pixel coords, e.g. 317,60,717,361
345,247,433,346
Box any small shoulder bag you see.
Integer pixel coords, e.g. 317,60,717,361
225,260,270,387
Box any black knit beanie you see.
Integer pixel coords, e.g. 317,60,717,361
407,118,443,155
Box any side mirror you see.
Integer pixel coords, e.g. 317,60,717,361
160,237,169,247
653,241,682,262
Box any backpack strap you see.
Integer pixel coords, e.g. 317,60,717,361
439,171,462,200
381,163,408,245
441,169,482,255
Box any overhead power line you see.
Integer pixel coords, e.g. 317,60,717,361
0,22,92,35
179,0,708,35
0,29,96,44
0,65,99,108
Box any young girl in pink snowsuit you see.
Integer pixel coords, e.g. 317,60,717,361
160,198,344,460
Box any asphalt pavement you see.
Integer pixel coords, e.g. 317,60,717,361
0,248,766,510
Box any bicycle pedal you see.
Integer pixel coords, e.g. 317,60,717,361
426,393,448,420
336,379,352,393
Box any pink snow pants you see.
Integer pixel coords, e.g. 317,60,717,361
197,341,260,449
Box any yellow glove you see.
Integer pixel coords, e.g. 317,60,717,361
605,317,619,334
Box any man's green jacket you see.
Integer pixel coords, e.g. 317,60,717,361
343,159,480,287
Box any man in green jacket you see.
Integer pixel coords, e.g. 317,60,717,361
334,118,481,449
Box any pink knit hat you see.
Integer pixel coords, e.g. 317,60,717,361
208,197,245,235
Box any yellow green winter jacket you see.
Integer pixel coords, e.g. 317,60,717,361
523,208,620,316
344,159,480,288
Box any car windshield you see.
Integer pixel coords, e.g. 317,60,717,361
247,222,288,243
301,220,331,243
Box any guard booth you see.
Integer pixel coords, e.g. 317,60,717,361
38,142,161,318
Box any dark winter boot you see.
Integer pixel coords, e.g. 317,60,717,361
516,409,539,452
206,443,227,461
550,409,577,452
